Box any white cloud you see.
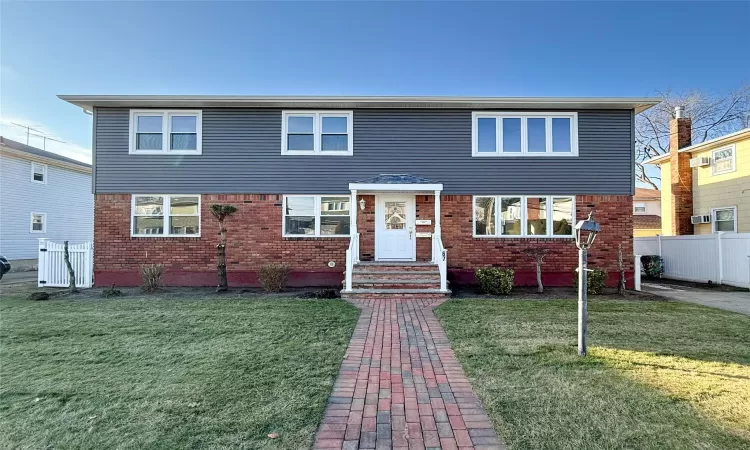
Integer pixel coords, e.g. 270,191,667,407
0,115,91,164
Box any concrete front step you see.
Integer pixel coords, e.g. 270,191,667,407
353,273,441,282
351,280,441,290
354,262,438,272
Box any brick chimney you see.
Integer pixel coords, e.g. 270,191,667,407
669,106,694,235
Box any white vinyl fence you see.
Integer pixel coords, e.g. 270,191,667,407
38,239,93,288
634,233,750,288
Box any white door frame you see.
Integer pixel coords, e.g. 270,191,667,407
374,194,416,261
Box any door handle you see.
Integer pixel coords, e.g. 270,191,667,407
409,228,413,239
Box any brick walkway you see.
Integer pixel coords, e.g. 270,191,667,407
313,298,505,450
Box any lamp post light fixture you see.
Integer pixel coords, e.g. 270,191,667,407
574,210,600,357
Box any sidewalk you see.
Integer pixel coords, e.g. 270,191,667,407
642,282,750,315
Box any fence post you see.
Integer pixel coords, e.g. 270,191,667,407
37,238,48,287
716,232,724,284
657,234,662,257
634,255,642,291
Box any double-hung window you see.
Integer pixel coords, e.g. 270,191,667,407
283,195,351,236
129,110,202,154
712,207,737,233
472,112,578,156
132,195,201,237
31,162,47,184
473,195,575,237
281,111,353,155
711,145,735,175
30,212,46,233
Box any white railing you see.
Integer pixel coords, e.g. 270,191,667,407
634,233,750,288
432,232,448,292
38,239,93,288
344,232,360,292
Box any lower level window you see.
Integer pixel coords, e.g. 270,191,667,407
132,195,200,236
30,213,46,233
284,195,350,236
712,207,736,233
474,195,574,237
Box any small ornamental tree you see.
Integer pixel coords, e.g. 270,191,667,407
617,244,626,294
522,247,554,294
63,241,79,294
211,204,238,292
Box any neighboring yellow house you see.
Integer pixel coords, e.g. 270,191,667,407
646,126,750,235
633,187,661,236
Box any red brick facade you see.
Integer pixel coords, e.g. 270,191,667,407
95,193,634,288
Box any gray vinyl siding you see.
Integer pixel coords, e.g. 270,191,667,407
94,108,634,195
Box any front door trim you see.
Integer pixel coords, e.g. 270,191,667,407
374,194,416,261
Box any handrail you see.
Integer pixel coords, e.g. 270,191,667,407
432,231,448,292
345,232,360,292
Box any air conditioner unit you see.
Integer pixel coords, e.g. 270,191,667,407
689,157,711,168
690,215,711,224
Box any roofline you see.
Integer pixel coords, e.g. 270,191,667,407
0,145,92,174
58,95,661,114
644,127,750,165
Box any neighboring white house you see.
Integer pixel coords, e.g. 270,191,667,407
0,136,93,268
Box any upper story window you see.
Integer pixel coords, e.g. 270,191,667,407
473,195,575,238
31,162,47,184
634,202,646,214
472,112,578,156
281,111,353,155
30,212,46,233
283,195,350,237
129,110,202,155
712,145,735,175
131,195,201,237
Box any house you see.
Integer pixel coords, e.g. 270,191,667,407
0,137,93,268
59,95,658,296
633,187,661,237
645,111,750,235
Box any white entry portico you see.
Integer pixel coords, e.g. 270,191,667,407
345,174,447,293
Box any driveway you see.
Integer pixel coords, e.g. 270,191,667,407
0,271,38,286
642,282,750,315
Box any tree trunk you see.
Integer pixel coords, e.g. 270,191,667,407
216,220,228,292
536,259,543,294
617,244,626,294
63,241,78,293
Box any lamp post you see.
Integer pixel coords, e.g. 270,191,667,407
574,210,600,357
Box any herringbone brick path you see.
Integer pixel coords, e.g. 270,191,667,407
313,298,505,450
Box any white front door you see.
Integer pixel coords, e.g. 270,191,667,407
376,195,415,261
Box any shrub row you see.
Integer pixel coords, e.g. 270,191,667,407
475,267,609,296
138,263,292,293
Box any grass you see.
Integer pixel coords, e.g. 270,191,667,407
0,294,359,449
435,298,750,450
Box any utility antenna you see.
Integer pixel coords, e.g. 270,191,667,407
29,132,65,150
10,122,44,144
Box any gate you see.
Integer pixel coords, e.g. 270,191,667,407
38,239,93,288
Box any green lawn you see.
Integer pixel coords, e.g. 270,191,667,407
435,299,750,450
0,294,359,449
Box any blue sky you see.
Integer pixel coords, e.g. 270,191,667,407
1,1,748,163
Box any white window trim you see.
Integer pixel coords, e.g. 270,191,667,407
471,112,578,157
282,194,351,237
131,195,201,237
711,144,736,176
281,111,353,156
472,195,576,238
30,162,47,184
129,110,203,155
30,212,46,233
711,206,737,233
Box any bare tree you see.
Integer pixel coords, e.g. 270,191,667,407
617,244,626,295
522,248,554,294
211,204,238,292
636,85,750,189
63,241,79,294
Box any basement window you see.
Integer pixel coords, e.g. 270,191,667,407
132,195,201,237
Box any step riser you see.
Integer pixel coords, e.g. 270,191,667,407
352,283,440,290
342,293,448,301
353,275,441,281
354,265,438,272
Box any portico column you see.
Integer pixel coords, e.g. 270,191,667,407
434,190,441,235
351,189,358,236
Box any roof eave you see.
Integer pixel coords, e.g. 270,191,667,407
58,95,661,114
